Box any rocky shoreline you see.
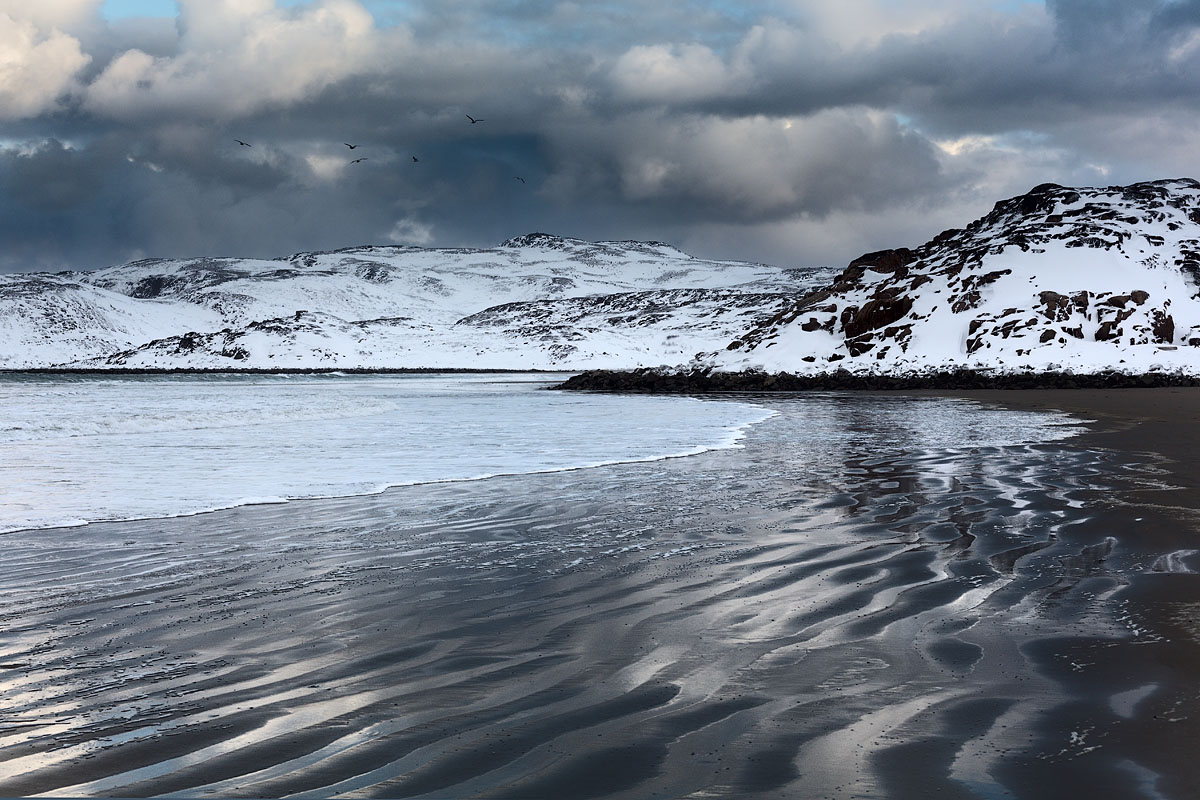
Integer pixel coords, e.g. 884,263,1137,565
555,367,1200,392
0,367,564,376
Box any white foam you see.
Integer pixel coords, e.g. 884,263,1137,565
0,373,772,535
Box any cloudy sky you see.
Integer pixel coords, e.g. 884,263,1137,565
1,0,1197,273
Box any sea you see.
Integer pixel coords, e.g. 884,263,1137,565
0,372,1181,799
0,372,1081,536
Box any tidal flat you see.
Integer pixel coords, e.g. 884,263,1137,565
0,379,1197,799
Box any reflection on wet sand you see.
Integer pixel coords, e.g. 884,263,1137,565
0,395,1195,799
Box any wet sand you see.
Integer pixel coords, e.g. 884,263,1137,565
941,388,1200,800
955,387,1200,491
0,393,1198,798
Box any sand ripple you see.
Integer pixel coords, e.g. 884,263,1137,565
0,396,1185,798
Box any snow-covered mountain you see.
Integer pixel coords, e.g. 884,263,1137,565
0,233,831,370
10,180,1200,376
714,178,1200,375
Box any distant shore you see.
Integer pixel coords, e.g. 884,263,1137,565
7,366,1200,387
0,367,570,376
555,367,1200,391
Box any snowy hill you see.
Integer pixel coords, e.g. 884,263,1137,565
0,234,830,370
11,180,1200,376
714,178,1200,375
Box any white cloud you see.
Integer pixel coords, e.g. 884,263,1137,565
0,0,100,33
0,12,91,120
386,217,434,246
547,107,943,218
86,0,392,119
935,134,1001,157
610,42,745,103
784,0,973,48
305,153,349,182
1169,28,1200,64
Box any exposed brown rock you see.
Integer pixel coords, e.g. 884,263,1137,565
847,337,875,356
1038,291,1070,321
846,248,916,275
841,296,915,339
1103,295,1131,309
1152,309,1176,343
952,292,982,313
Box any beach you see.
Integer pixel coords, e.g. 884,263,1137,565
0,386,1197,798
946,388,1200,799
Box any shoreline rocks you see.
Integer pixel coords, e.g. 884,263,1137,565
554,368,1200,392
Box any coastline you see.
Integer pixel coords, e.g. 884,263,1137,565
5,366,1200,386
2,385,1199,797
0,367,571,376
555,367,1200,391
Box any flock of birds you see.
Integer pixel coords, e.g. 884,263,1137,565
233,115,527,183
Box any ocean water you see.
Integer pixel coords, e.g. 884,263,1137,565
0,373,1087,537
7,376,1180,800
1,385,1167,800
0,373,778,534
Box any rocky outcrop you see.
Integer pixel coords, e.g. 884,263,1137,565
717,178,1200,375
557,367,1200,392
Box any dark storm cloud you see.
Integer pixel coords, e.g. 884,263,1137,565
3,0,1200,273
619,4,1200,131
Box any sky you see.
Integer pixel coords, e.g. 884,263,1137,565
1,0,1198,273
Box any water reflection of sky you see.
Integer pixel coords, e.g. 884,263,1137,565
736,393,1083,467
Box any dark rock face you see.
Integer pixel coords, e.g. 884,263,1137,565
842,296,915,339
1152,309,1176,343
839,248,917,282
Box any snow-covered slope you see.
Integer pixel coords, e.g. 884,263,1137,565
12,181,1200,375
0,233,830,370
716,179,1200,375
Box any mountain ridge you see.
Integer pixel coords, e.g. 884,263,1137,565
0,234,831,370
8,179,1200,376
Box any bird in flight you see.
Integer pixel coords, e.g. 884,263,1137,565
513,176,526,184
412,155,419,162
235,139,252,147
466,114,484,124
344,143,359,149
351,157,368,164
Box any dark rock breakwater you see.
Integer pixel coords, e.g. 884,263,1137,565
556,367,1200,392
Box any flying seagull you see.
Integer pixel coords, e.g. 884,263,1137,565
235,139,252,147
466,114,484,124
412,155,419,162
351,157,368,164
344,143,359,149
513,176,526,184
